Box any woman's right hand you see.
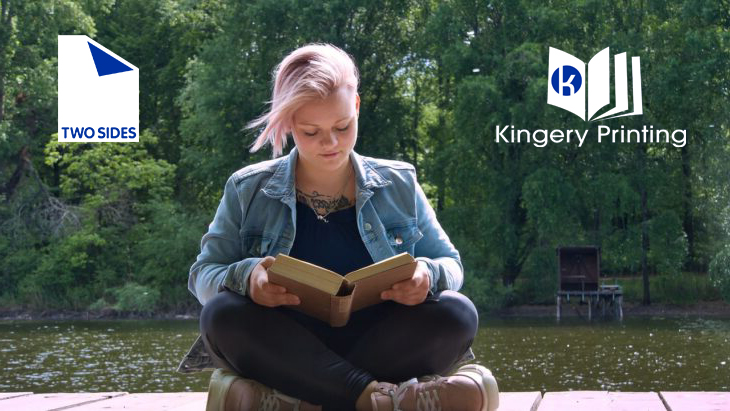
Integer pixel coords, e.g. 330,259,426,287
248,256,301,307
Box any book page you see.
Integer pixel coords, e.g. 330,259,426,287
344,252,414,283
269,254,344,292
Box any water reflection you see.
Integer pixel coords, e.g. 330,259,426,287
474,317,730,392
0,320,210,393
0,317,728,393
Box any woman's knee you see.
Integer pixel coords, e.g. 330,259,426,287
200,290,255,337
431,290,479,340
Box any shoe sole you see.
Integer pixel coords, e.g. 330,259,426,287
453,364,499,411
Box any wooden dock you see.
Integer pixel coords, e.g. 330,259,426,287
2,391,728,410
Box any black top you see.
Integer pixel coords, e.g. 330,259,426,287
289,200,374,275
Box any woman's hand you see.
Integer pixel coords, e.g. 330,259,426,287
248,256,301,307
380,261,431,306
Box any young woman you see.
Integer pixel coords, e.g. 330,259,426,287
181,43,499,411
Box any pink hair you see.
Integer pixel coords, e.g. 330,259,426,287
247,43,360,157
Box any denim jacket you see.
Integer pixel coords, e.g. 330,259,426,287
177,146,470,373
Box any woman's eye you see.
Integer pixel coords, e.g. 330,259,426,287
303,125,348,136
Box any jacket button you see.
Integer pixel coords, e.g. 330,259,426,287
364,223,372,231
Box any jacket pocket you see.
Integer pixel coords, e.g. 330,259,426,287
385,222,423,254
241,233,273,257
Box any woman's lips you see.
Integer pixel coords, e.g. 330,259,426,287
321,152,339,158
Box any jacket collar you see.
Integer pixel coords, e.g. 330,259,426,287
261,146,391,199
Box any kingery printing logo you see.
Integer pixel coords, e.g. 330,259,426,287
547,47,642,121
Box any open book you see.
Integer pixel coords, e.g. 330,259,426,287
267,252,417,327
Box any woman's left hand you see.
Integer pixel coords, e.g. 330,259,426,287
380,261,431,306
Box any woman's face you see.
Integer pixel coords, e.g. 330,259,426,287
291,86,360,176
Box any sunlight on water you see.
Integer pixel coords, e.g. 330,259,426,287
1,317,728,392
474,317,730,392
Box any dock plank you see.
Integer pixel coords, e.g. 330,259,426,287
65,393,207,410
660,391,730,411
497,392,542,411
0,393,33,400
0,393,127,411
537,391,610,410
607,392,666,411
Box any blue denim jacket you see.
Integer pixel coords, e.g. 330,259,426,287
177,146,468,373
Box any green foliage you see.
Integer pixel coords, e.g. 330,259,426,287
18,229,106,310
522,168,581,243
89,282,161,314
460,269,514,313
112,282,160,314
709,246,730,302
130,200,208,310
44,131,175,208
1,0,729,313
610,274,721,305
515,246,558,304
648,211,689,276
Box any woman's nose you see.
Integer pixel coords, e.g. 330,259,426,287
322,131,338,147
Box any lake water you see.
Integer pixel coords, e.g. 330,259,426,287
1,317,728,393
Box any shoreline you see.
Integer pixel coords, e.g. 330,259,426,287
494,300,730,319
2,301,729,321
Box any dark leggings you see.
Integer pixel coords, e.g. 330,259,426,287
200,289,478,411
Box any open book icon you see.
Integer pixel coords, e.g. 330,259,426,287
547,47,642,121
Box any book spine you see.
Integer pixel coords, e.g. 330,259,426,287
329,293,353,327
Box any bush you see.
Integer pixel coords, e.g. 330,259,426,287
653,274,700,305
514,246,557,304
608,273,720,304
461,274,513,313
18,230,106,309
112,282,160,314
648,211,688,277
709,245,730,302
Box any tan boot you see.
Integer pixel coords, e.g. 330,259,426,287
370,364,499,411
206,368,322,411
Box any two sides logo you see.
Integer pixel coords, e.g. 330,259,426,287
547,47,642,121
58,35,139,142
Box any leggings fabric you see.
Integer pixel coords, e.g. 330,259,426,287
199,289,478,411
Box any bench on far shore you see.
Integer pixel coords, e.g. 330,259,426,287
1,390,728,410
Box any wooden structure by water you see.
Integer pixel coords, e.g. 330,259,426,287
555,246,623,320
2,391,729,410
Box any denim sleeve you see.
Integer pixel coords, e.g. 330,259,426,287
188,175,262,305
412,178,464,294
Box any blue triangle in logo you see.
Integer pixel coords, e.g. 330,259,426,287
87,41,132,76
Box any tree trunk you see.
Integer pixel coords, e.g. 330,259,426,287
681,145,695,269
0,0,13,122
2,145,30,200
639,144,651,305
635,143,651,305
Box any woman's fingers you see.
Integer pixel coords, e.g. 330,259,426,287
262,281,286,294
261,291,300,307
249,257,300,307
382,282,428,305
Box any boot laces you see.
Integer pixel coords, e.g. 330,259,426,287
387,377,442,411
259,388,301,411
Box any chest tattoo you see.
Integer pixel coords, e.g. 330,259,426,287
296,188,353,216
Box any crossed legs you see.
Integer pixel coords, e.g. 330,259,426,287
200,290,478,410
